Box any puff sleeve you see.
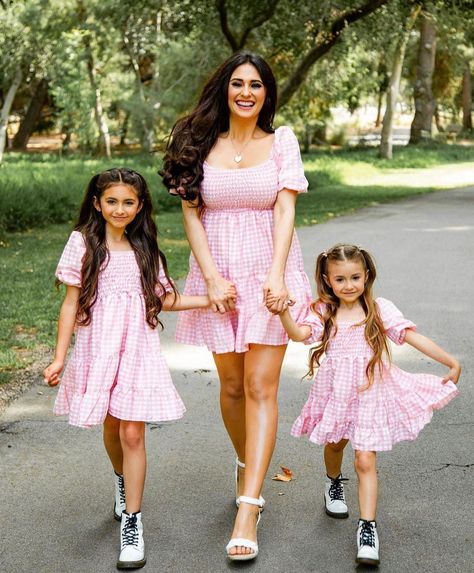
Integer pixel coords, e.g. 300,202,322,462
298,305,325,345
274,126,308,193
156,257,175,297
55,231,86,287
376,297,416,345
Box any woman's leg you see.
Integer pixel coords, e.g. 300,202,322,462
354,450,378,520
228,343,287,556
213,352,246,495
324,439,349,478
103,413,123,474
120,421,146,514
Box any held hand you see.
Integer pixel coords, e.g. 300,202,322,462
263,274,292,315
442,361,461,384
265,293,295,315
207,276,237,314
43,359,64,387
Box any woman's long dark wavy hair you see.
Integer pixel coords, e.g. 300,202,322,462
308,244,391,390
160,51,277,203
62,168,175,329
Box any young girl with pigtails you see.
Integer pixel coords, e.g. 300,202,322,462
43,168,217,570
267,243,460,566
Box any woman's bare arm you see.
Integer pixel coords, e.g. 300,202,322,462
181,200,236,314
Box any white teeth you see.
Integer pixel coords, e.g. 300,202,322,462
236,101,254,107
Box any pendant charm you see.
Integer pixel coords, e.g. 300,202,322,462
234,154,242,163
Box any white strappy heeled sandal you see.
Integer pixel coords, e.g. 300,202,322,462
226,495,265,561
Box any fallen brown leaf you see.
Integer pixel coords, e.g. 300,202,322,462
281,466,294,478
272,473,292,482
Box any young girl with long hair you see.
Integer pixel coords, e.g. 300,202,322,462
269,243,460,566
161,51,312,560
43,168,212,570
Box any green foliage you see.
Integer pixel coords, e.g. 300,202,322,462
0,154,179,235
1,0,473,154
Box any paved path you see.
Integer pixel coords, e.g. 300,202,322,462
1,187,473,573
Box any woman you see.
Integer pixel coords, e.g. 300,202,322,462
161,51,312,560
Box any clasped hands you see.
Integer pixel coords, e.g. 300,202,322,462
207,274,293,315
264,280,295,315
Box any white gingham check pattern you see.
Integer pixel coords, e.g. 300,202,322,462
53,231,186,428
176,126,313,353
291,297,458,451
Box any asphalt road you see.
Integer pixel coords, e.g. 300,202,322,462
1,186,473,573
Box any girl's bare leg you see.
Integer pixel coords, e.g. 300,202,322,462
324,439,349,478
229,344,287,556
103,413,123,474
354,450,378,520
120,421,146,514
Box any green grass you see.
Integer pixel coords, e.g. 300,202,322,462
0,143,473,381
0,153,178,235
304,142,474,169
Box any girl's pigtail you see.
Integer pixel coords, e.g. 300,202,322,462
356,247,392,390
306,250,338,379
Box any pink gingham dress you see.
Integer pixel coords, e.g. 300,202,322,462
53,231,186,428
176,126,313,353
291,298,458,451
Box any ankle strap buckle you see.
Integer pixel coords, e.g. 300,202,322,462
237,495,265,507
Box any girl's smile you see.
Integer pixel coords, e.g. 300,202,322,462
325,260,368,306
94,184,142,232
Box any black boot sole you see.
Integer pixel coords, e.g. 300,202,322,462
116,557,146,570
356,556,380,567
325,507,349,518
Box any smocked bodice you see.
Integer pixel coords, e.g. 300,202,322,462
201,159,279,211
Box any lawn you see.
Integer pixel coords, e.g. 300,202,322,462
1,143,473,380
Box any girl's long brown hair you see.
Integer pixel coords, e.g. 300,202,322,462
60,168,176,329
308,244,390,389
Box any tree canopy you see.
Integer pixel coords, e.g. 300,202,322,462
0,0,472,159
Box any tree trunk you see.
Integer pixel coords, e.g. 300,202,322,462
409,14,437,144
374,58,388,127
11,78,49,150
123,12,162,153
119,110,130,145
462,63,472,132
124,40,154,152
0,66,23,164
380,5,420,159
434,105,444,132
85,48,111,158
375,90,384,127
62,122,73,154
76,0,111,157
